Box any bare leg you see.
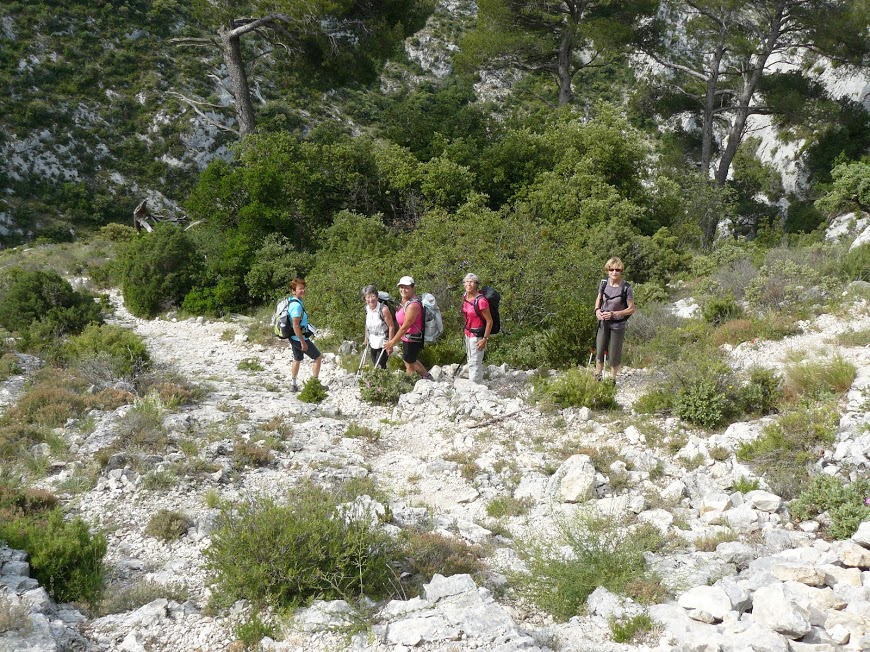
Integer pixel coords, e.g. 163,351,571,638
291,359,301,382
311,355,322,379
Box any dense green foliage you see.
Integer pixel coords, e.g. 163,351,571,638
204,482,399,608
120,225,202,318
0,268,102,347
359,368,416,405
62,324,150,378
0,483,106,605
791,474,870,539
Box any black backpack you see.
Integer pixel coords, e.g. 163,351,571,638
597,280,631,323
467,286,501,336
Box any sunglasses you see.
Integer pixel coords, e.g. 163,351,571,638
608,268,623,272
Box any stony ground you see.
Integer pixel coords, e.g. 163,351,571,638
3,290,870,652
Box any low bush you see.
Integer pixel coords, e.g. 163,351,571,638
702,293,742,325
63,324,150,379
610,613,656,644
674,379,728,428
485,495,533,518
836,328,870,347
0,268,102,347
517,515,666,621
119,224,202,318
400,531,485,592
633,388,673,415
783,355,857,401
0,504,105,605
359,368,415,405
540,369,618,410
236,358,264,372
298,377,328,403
344,422,380,442
235,611,278,650
841,242,870,282
145,509,193,542
99,579,190,616
0,353,22,382
232,439,272,468
732,477,760,493
116,396,167,450
791,474,870,539
745,259,835,310
736,367,782,416
737,404,838,498
205,482,398,609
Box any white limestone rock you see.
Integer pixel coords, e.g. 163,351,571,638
745,489,782,513
677,585,732,623
751,583,812,638
546,454,596,503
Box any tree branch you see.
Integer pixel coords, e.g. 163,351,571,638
167,92,239,135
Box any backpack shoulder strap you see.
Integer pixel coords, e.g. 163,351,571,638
621,282,630,306
598,280,607,306
472,294,484,321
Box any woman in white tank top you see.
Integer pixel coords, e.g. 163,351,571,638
363,285,395,368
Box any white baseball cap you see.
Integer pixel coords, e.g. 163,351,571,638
397,276,415,287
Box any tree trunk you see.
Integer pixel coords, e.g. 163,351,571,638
705,5,785,245
556,23,575,106
219,23,256,138
700,34,726,174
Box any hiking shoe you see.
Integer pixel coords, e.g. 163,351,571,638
594,372,602,382
421,373,434,381
290,380,299,393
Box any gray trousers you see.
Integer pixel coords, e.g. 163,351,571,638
465,335,485,383
595,323,625,367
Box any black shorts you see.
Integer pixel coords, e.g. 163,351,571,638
401,340,424,364
290,339,321,362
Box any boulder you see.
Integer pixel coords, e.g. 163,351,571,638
745,490,782,513
677,585,732,623
546,455,596,503
751,584,812,638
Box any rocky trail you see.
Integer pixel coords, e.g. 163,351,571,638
3,293,870,652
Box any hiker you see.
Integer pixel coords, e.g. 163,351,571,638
462,273,493,384
287,277,322,392
384,276,433,380
362,284,395,369
594,257,635,382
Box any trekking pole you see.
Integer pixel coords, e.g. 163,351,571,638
356,348,367,376
453,352,468,379
374,348,385,369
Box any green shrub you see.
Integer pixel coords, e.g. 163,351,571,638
540,299,599,369
610,613,655,644
97,223,138,243
145,509,192,542
518,515,666,621
542,369,618,410
359,368,415,405
841,242,870,282
633,388,673,414
298,377,328,403
744,259,833,310
674,379,727,428
119,224,202,318
702,293,742,325
344,422,380,442
235,611,278,649
732,477,760,493
783,355,857,401
0,268,102,346
400,531,485,591
205,482,398,608
737,404,838,498
0,508,105,605
232,438,272,468
791,474,870,539
0,353,22,383
486,495,533,518
205,484,395,606
63,324,150,378
737,367,782,416
236,358,264,372
99,579,190,616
